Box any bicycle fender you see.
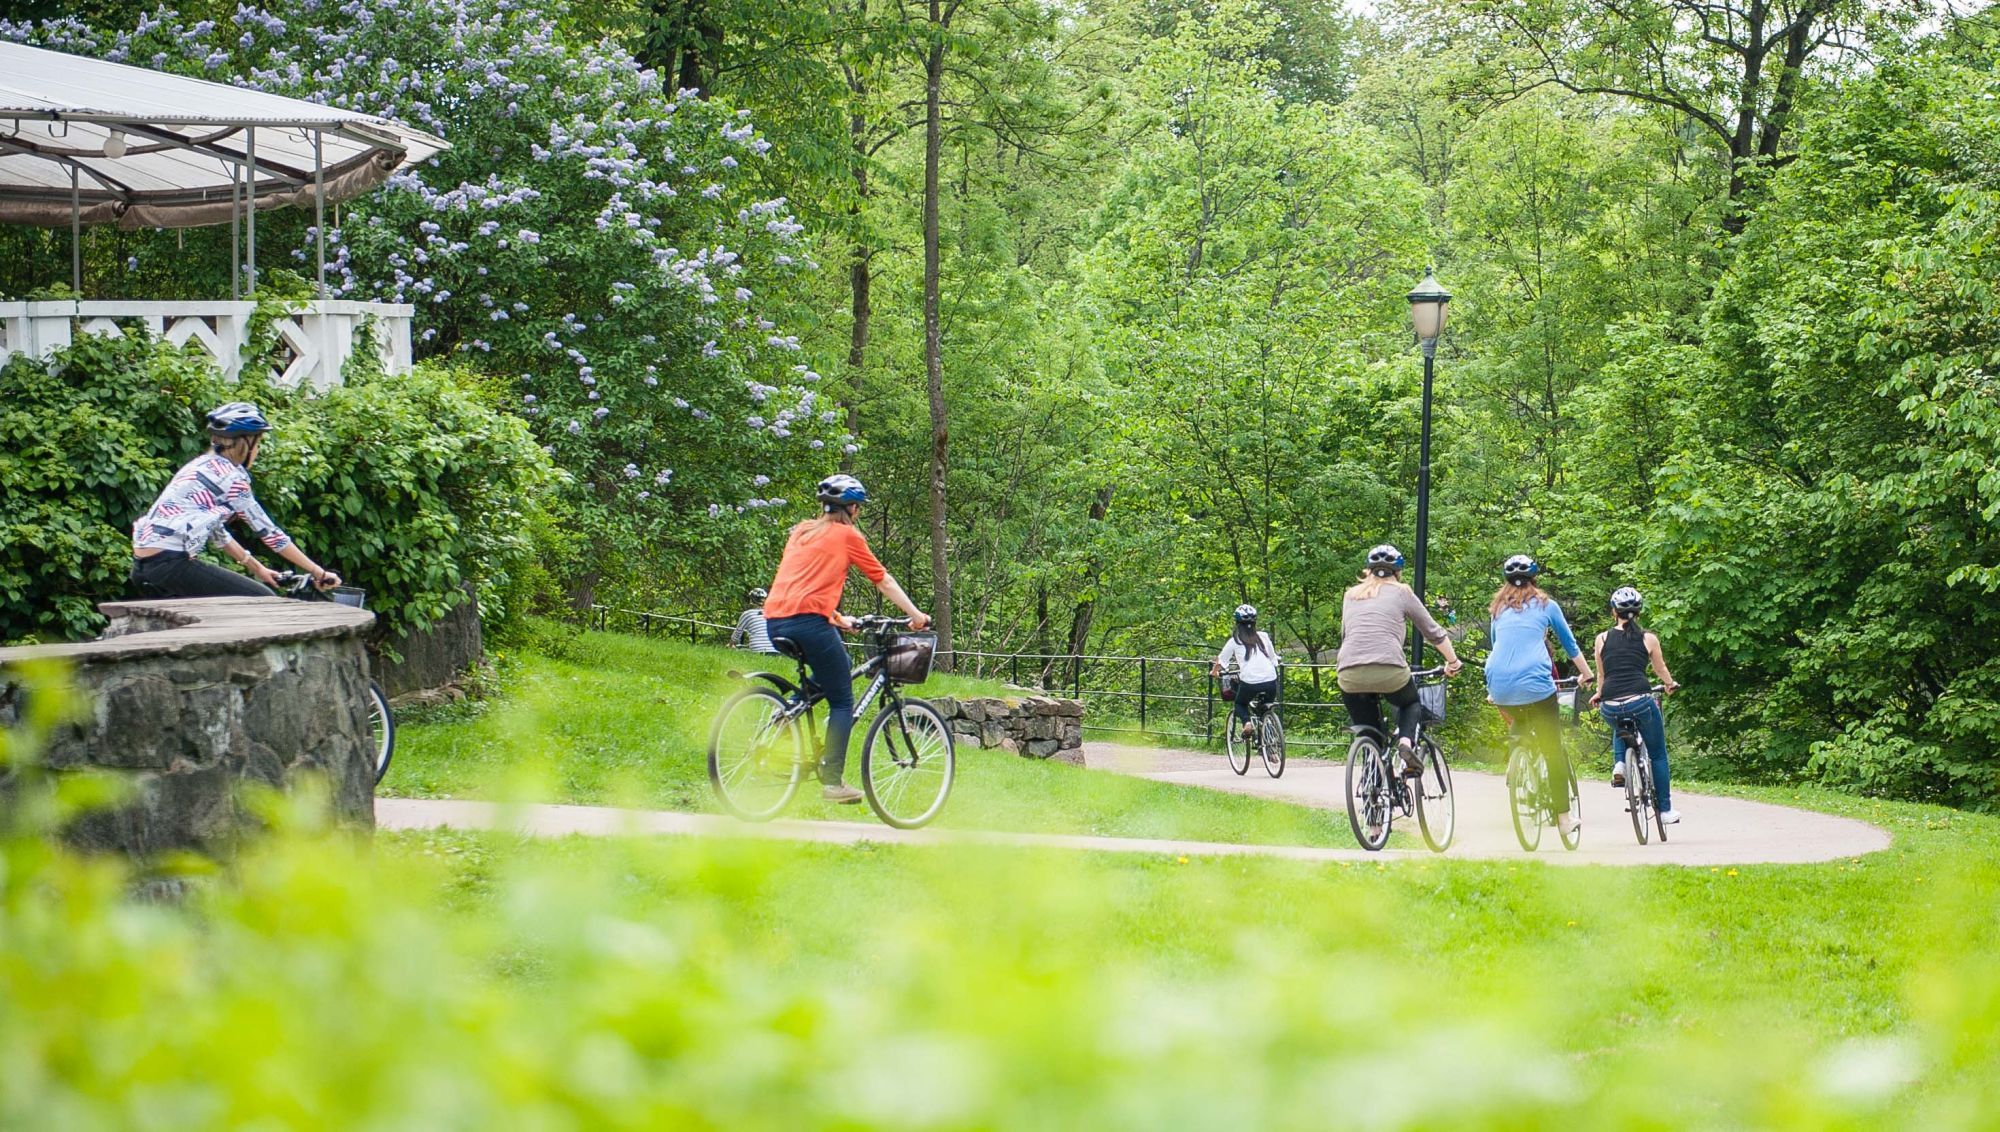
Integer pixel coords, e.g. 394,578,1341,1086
736,670,799,696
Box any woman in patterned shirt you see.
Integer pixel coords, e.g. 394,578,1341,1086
130,402,343,599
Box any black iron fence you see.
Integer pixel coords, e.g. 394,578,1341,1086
582,604,1360,750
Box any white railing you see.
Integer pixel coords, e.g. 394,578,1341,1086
0,299,414,391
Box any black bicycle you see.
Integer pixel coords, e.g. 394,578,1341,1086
1602,683,1670,845
1343,666,1455,852
271,571,394,786
1506,675,1583,852
1223,683,1286,778
708,615,955,829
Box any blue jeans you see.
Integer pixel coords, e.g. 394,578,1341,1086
765,613,855,785
1600,695,1672,812
1232,679,1278,727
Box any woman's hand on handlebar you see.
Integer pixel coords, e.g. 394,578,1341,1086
1443,657,1462,677
831,612,857,631
314,568,342,591
251,563,282,588
908,611,932,631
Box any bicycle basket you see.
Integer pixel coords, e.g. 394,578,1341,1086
329,586,367,609
1219,674,1237,702
883,632,937,684
1418,680,1447,724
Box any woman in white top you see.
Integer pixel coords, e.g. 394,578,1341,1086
1211,603,1279,740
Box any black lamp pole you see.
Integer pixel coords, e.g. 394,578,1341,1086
1407,269,1450,666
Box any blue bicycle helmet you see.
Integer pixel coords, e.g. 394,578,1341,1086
1234,603,1258,624
1502,554,1540,586
816,473,867,508
206,401,272,435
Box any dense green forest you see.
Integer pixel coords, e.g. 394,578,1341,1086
5,0,2000,802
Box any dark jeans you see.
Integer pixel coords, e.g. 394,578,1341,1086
1341,680,1422,743
1504,696,1571,814
765,613,855,785
131,552,275,598
1601,695,1672,812
1231,678,1278,727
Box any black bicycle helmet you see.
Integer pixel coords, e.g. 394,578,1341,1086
1502,554,1540,586
748,587,769,603
206,401,272,436
1233,603,1258,624
1610,586,1644,613
1366,544,1405,573
816,473,867,508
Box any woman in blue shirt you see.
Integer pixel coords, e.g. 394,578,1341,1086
1483,555,1595,838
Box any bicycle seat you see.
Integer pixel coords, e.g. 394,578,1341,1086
1614,717,1641,735
771,637,806,661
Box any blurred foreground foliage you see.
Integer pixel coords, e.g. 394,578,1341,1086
8,662,2000,1126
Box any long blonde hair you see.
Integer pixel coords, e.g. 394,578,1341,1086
1345,569,1404,602
1489,581,1550,616
792,502,859,535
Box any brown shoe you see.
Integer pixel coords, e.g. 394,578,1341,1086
821,783,864,804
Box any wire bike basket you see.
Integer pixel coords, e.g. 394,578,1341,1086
1418,679,1447,724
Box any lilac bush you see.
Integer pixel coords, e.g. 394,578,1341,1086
3,0,851,599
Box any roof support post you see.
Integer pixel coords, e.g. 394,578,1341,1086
69,164,81,294
245,126,257,296
313,130,326,298
229,154,240,300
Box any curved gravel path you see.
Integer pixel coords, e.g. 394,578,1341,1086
1082,742,1891,865
374,743,1889,866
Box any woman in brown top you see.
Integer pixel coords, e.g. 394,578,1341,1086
1336,544,1462,775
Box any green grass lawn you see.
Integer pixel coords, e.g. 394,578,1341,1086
389,626,1360,847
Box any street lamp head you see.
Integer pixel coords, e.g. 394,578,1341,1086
1407,267,1451,342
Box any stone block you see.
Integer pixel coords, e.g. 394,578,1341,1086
999,737,1021,754
1055,699,1084,718
1061,720,1082,746
1050,747,1086,767
1026,738,1060,758
1023,696,1063,716
948,718,980,737
979,721,1005,748
960,699,987,723
1027,716,1061,741
930,695,960,719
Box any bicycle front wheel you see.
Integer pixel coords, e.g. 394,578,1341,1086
1626,741,1651,845
1225,715,1249,775
1260,713,1285,778
1415,737,1454,852
709,686,805,822
861,698,956,829
1345,737,1391,852
1508,748,1543,852
365,680,394,785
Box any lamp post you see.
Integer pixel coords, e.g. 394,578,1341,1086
1406,268,1451,665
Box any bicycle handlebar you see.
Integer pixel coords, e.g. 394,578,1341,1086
1410,665,1448,679
846,614,912,631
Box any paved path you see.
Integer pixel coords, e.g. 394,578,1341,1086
374,744,1890,867
1080,742,1891,865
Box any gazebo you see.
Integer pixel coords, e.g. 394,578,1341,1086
0,42,448,389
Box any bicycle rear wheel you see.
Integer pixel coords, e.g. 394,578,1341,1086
1508,747,1543,852
1558,760,1583,850
1225,716,1249,775
1415,737,1454,852
861,698,956,829
1626,739,1651,845
1345,736,1391,852
1259,712,1285,778
708,686,805,821
364,680,394,785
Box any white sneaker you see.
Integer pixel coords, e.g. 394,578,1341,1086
1611,761,1626,788
1557,812,1581,837
1659,809,1681,825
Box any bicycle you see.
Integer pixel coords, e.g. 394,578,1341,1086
1222,682,1285,778
1504,676,1583,852
270,571,395,786
708,615,955,829
1601,683,1670,845
1343,666,1455,853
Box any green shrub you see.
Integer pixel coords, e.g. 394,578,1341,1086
0,332,560,644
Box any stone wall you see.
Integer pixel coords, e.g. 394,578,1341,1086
0,597,377,860
929,695,1085,765
375,588,481,698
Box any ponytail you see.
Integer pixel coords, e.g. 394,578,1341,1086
1617,610,1643,639
1234,622,1270,658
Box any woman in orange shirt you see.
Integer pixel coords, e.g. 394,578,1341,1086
763,474,931,803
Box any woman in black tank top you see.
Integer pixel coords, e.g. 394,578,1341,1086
1590,587,1684,822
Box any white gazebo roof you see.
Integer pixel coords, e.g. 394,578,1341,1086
0,41,448,229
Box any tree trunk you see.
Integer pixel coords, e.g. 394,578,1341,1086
1065,485,1116,687
922,0,954,670
843,104,870,473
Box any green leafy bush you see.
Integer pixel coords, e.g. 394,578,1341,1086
0,331,559,645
